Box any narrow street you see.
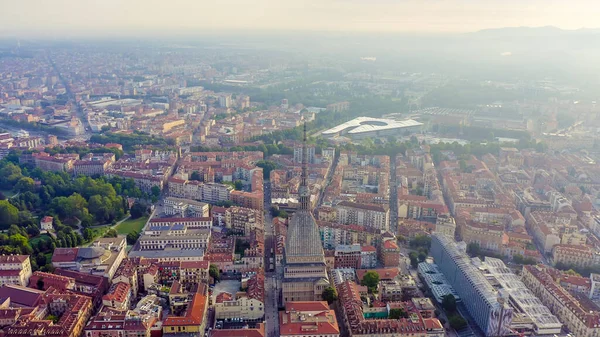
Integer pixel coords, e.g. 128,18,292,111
262,180,281,337
389,154,398,233
46,51,92,139
316,150,339,208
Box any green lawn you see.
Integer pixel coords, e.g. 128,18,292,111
116,216,148,235
88,226,109,239
0,189,16,198
29,234,52,247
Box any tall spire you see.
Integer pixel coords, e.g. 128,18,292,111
299,122,310,210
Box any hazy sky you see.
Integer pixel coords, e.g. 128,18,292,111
1,0,599,36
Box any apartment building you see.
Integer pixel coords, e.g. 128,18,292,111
336,201,390,231
552,244,597,268
522,265,600,337
148,217,212,230
163,197,209,218
33,152,78,172
0,255,32,287
214,273,265,322
225,206,261,236
279,301,340,337
138,224,211,251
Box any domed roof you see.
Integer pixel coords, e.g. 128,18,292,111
77,247,106,259
285,209,324,261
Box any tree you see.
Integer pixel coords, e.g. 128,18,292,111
513,254,537,265
322,287,338,304
270,206,280,217
190,171,202,181
35,252,47,267
37,277,45,290
126,231,140,245
466,242,481,257
279,210,288,219
409,235,431,250
83,228,93,241
442,294,457,313
233,180,244,191
409,252,419,268
361,271,380,292
26,225,40,237
15,177,35,193
449,315,467,330
0,163,21,189
88,195,110,223
130,201,147,219
151,186,161,198
565,269,581,277
0,200,19,229
8,225,27,237
46,314,59,324
415,187,424,196
256,160,278,179
104,228,118,238
209,264,220,282
418,251,427,262
389,308,408,319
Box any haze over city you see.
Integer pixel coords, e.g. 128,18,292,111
1,2,600,337
1,0,600,36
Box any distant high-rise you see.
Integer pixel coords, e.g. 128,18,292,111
293,145,315,164
281,99,289,110
282,124,329,304
219,95,232,108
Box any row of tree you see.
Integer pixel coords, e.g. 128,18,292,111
408,235,432,268
555,262,600,278
0,158,145,229
90,131,176,151
38,145,124,161
466,242,538,265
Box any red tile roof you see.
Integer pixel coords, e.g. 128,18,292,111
28,272,74,291
210,323,265,337
102,282,130,303
247,273,265,303
181,260,210,269
0,285,44,307
383,240,399,250
0,255,28,264
51,248,79,263
280,302,339,336
356,268,400,281
163,292,207,327
360,245,377,252
215,292,233,304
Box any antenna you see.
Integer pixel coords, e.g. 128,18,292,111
299,122,309,210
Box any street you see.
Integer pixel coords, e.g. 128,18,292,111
389,155,398,234
46,51,93,140
263,180,281,337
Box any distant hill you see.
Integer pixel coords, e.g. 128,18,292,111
472,26,600,38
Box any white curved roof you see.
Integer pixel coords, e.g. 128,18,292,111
322,117,423,135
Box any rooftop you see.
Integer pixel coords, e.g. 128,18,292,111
322,117,422,135
280,301,339,336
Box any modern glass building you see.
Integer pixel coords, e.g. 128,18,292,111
431,234,513,336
